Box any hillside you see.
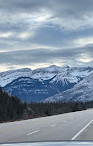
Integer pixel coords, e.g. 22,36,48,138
44,72,93,102
0,87,27,122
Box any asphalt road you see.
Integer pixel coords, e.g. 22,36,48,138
0,109,93,144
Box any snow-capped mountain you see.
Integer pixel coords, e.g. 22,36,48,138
0,65,67,87
1,65,93,102
2,76,75,102
32,65,93,82
31,65,69,80
44,72,93,103
0,65,93,87
0,68,32,87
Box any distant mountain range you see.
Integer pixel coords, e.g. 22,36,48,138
1,65,93,102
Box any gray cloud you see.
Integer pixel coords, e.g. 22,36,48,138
0,45,93,68
0,0,93,70
0,0,93,30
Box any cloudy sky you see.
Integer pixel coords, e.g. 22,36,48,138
0,0,93,71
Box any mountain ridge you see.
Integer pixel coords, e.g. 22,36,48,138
44,72,93,102
1,65,93,102
0,65,93,87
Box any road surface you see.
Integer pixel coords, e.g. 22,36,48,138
0,109,93,143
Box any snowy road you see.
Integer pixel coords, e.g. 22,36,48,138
0,109,93,143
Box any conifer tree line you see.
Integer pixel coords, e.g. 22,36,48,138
0,86,93,122
29,101,93,117
29,102,86,117
0,86,28,122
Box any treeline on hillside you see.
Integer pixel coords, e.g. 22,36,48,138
1,85,93,122
0,87,29,123
29,101,91,117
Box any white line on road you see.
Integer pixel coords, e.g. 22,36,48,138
71,119,93,140
51,124,57,127
27,130,40,136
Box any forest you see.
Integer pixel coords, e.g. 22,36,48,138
0,86,93,122
0,86,28,122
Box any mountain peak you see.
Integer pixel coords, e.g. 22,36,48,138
1,66,93,102
16,68,32,72
48,65,59,68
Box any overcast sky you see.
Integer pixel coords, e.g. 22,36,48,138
0,0,93,71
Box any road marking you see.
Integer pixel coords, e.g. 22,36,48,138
51,124,57,127
27,130,40,136
71,120,93,140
